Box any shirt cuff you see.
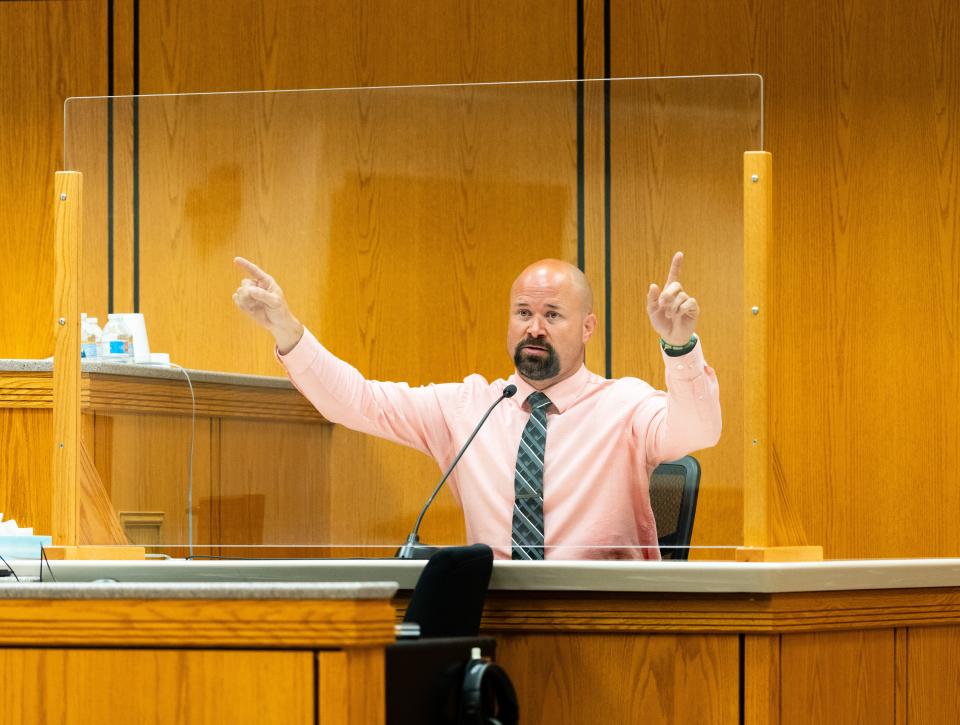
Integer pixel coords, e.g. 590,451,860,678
661,338,709,382
276,327,322,375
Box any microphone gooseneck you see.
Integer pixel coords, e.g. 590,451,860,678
397,384,518,559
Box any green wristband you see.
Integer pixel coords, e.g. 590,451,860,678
660,334,698,357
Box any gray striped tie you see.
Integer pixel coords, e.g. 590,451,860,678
512,391,551,560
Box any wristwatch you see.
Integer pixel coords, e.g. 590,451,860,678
660,334,698,357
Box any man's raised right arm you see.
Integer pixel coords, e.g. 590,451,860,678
232,257,456,459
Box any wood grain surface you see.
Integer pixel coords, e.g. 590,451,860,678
477,587,960,634
780,629,894,724
52,173,83,546
6,0,960,561
496,632,739,725
611,0,960,559
0,1,106,360
744,634,781,725
83,374,327,422
0,373,54,408
0,409,53,533
0,597,395,648
318,648,386,725
91,412,213,547
0,648,314,725
905,625,960,724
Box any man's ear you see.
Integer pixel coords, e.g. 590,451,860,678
582,313,597,343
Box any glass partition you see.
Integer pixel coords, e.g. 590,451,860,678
63,75,762,560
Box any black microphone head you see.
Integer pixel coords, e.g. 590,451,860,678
503,384,518,398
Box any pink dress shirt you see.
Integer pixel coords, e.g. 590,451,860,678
280,329,721,560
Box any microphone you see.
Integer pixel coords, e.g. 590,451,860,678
396,383,518,559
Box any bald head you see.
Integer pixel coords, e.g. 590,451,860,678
510,259,593,315
507,259,597,389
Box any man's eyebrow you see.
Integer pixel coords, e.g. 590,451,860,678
512,300,565,310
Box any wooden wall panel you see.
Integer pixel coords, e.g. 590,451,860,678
0,410,52,534
0,1,107,358
214,418,464,550
9,0,960,559
217,418,333,547
762,0,960,558
90,412,212,546
495,633,740,725
780,630,894,724
0,648,313,725
98,0,582,551
611,0,960,557
906,626,960,724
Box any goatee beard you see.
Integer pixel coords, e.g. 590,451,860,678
514,338,560,381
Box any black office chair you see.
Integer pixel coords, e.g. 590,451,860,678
392,544,518,724
650,455,701,560
403,543,494,638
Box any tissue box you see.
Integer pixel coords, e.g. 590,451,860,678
0,535,53,560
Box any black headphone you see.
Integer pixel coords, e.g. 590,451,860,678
458,649,519,725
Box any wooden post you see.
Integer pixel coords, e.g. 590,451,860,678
50,171,141,557
742,152,771,548
738,152,822,562
52,171,83,546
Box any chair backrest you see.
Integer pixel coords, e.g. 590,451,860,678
403,543,494,638
649,456,701,560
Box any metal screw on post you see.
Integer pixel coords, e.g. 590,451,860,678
751,306,760,315
58,318,66,326
751,174,759,183
60,193,67,201
752,439,759,446
58,442,64,449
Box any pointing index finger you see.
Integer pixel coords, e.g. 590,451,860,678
665,251,684,286
234,256,274,287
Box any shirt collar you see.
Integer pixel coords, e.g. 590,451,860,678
507,364,592,414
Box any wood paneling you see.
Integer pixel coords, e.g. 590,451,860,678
780,630,894,724
318,648,386,725
218,418,331,547
138,0,576,93
52,173,83,545
83,373,326,422
906,626,960,724
91,412,212,546
0,597,395,648
744,635,781,725
496,633,739,725
56,0,583,551
0,1,107,359
10,0,960,560
764,0,960,558
479,587,960,634
0,649,313,725
320,425,466,549
0,409,52,533
610,0,960,558
0,372,53,408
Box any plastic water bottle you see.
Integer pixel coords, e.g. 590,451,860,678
80,316,102,360
80,313,88,358
101,314,134,362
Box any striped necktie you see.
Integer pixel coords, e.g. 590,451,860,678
512,391,552,560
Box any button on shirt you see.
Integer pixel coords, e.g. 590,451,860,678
280,329,722,560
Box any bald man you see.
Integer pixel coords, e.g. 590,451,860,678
234,254,720,560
